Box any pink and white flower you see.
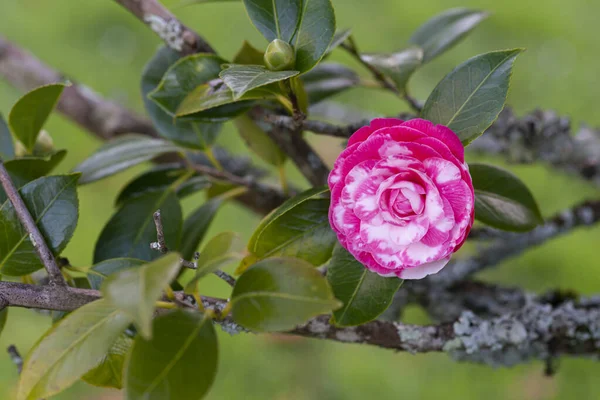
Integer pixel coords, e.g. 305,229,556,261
328,118,474,279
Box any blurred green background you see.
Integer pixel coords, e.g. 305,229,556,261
1,0,599,398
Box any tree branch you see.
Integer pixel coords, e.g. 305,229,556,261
0,160,66,286
113,0,215,54
2,280,598,367
0,35,289,215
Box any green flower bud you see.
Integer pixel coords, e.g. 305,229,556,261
264,39,295,71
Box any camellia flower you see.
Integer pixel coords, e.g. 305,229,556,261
328,118,474,279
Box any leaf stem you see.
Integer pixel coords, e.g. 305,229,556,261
204,146,223,171
278,165,289,196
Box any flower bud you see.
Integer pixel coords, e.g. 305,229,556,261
264,39,295,71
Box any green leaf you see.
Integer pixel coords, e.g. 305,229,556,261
243,0,302,43
102,253,181,339
233,114,286,166
73,134,179,185
292,0,336,73
0,174,80,276
8,83,66,152
409,8,490,62
0,150,67,204
185,232,243,293
361,48,423,94
240,186,336,273
94,191,182,263
233,41,265,65
175,83,263,119
327,245,403,327
142,47,224,150
180,197,223,260
220,65,299,100
125,310,218,400
0,113,14,160
87,258,146,290
149,54,225,114
470,163,543,231
116,165,210,206
17,299,132,400
421,49,523,145
301,63,359,104
82,334,133,389
325,28,352,56
231,257,341,331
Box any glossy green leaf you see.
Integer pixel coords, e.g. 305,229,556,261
421,49,523,145
233,41,265,65
73,134,179,184
470,163,543,231
0,150,67,204
292,0,336,73
231,257,341,331
325,28,352,56
301,63,359,104
8,83,66,152
102,253,181,339
175,83,265,119
240,186,336,273
185,232,243,293
82,334,133,389
142,47,224,149
94,191,182,263
116,165,210,206
125,310,218,400
220,65,299,100
180,197,223,260
0,113,14,160
361,48,423,94
149,54,226,114
233,114,286,166
327,245,403,327
17,299,132,400
0,174,80,276
87,258,146,290
243,0,302,43
409,8,490,62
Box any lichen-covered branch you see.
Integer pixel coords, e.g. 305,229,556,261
2,279,599,367
423,199,600,288
113,0,214,54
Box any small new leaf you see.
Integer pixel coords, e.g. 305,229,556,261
101,253,181,339
74,135,179,184
470,163,543,231
125,311,218,400
8,83,67,152
409,8,490,62
17,299,132,400
220,65,299,100
328,245,403,326
231,257,341,331
360,48,423,94
421,49,523,145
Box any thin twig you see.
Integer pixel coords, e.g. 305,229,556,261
0,160,66,286
150,210,168,253
213,270,236,287
180,259,197,270
7,345,23,374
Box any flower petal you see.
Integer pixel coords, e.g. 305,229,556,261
398,257,451,279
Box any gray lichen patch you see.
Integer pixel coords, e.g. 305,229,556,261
144,14,184,52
